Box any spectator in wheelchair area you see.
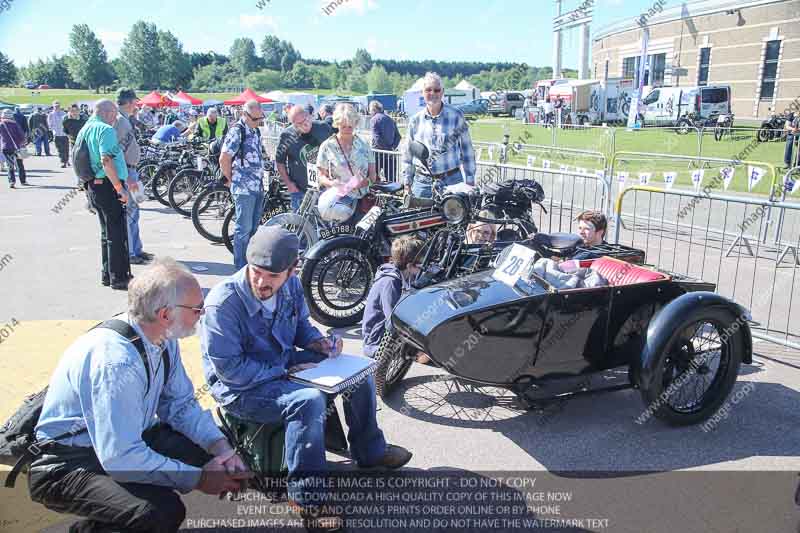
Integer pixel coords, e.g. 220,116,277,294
28,259,251,533
362,235,424,358
200,226,412,519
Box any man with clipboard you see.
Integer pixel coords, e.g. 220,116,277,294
200,226,412,524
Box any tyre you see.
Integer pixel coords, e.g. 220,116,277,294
150,163,178,207
221,207,235,253
757,126,771,143
639,306,744,426
192,188,231,243
300,245,377,327
137,163,159,199
168,169,202,217
374,329,414,399
263,212,317,255
676,118,692,135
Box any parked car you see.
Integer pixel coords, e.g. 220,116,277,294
455,99,489,116
23,81,37,89
487,91,525,117
37,84,51,90
639,85,731,127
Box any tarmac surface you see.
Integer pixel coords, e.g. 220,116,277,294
0,156,799,532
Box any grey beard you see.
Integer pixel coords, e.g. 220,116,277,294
166,321,197,340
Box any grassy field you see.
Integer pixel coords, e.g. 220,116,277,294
467,118,789,196
0,87,355,105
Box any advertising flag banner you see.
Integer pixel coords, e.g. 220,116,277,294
720,167,735,191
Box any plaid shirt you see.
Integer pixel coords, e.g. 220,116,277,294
401,103,476,186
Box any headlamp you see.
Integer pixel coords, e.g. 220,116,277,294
442,195,467,224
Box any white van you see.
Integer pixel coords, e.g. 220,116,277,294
639,85,731,126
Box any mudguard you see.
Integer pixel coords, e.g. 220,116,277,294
637,291,753,390
303,235,371,262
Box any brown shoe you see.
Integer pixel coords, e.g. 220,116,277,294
360,444,412,469
287,500,343,532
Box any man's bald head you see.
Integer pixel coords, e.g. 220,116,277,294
288,105,311,134
94,99,118,125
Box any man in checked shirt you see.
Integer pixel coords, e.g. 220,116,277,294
401,71,476,199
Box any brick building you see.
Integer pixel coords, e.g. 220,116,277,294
591,0,800,119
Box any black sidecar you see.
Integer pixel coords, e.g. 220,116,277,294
377,255,753,426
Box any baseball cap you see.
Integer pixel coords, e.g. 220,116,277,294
246,226,299,272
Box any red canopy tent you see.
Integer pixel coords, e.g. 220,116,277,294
223,88,273,105
137,90,178,108
174,91,203,105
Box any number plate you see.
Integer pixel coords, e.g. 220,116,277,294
319,224,354,240
356,206,383,232
307,167,319,188
492,243,537,287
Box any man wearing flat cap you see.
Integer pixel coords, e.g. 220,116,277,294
200,226,411,518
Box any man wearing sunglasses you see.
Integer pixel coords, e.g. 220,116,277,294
220,99,267,269
401,71,476,199
29,259,251,532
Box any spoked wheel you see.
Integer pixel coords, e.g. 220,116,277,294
374,329,415,399
221,203,295,254
192,188,231,243
137,163,159,199
676,118,692,135
714,126,723,142
640,307,743,426
263,212,316,255
757,126,771,143
300,245,376,327
168,169,203,217
150,164,178,207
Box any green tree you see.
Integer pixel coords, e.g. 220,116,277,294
260,35,283,70
119,21,162,89
20,57,74,89
246,69,283,91
229,37,258,80
309,66,331,89
279,42,301,72
190,62,239,92
352,48,372,74
0,52,17,86
66,24,112,92
285,61,312,88
158,30,192,89
345,68,367,93
366,65,392,93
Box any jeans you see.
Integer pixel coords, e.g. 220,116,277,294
87,178,131,284
125,169,143,258
34,134,51,156
3,150,25,185
225,349,386,505
28,424,212,533
54,135,69,165
290,191,306,212
232,190,265,270
410,168,465,199
785,133,797,167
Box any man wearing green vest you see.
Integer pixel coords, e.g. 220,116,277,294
196,107,228,141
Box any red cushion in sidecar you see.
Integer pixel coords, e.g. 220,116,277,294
589,257,666,286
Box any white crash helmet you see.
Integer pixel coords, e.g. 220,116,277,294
317,188,356,223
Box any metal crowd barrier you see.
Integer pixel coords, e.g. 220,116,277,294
614,185,800,349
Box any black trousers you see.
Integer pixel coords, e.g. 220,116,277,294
86,178,131,283
28,424,213,533
54,135,69,165
3,150,26,184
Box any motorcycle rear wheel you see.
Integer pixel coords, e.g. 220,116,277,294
374,329,414,399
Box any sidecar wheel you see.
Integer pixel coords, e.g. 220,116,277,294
374,329,413,399
639,306,744,426
301,245,376,328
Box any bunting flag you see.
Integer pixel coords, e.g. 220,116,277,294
560,164,569,173
639,172,652,186
527,155,536,168
720,167,735,191
617,171,628,188
542,159,551,169
595,169,606,180
747,166,766,192
793,178,800,195
691,169,704,191
663,171,677,189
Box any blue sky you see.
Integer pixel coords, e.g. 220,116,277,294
0,0,645,68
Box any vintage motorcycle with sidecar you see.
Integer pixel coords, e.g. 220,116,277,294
374,239,753,426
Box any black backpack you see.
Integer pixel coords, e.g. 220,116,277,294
1,319,170,488
71,134,96,184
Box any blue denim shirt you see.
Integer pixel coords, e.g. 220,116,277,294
35,314,225,493
200,267,324,407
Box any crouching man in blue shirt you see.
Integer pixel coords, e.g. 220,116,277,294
200,226,412,526
28,259,251,533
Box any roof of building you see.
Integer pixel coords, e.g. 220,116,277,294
592,0,787,41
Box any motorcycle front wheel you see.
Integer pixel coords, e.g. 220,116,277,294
374,329,415,399
301,245,377,327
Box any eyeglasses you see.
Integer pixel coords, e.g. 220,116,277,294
424,88,443,94
176,304,205,314
245,111,265,121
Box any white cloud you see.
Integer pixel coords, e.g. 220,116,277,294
96,30,126,47
319,0,379,17
239,14,278,30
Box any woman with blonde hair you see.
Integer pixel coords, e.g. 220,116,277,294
316,103,377,224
